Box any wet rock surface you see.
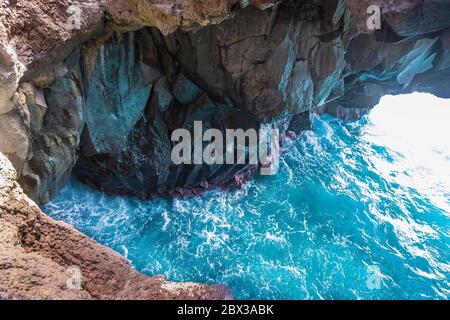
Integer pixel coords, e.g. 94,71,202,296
0,0,280,203
74,1,450,198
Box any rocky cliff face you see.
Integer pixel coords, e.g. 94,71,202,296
320,0,450,119
0,153,231,299
2,0,450,203
0,0,280,202
1,0,450,299
0,0,271,300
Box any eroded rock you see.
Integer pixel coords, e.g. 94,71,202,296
1,0,450,300
72,3,341,197
82,31,153,154
2,0,450,202
0,152,232,300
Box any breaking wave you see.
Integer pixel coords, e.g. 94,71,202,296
44,93,450,299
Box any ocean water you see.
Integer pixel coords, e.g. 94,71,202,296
44,93,450,300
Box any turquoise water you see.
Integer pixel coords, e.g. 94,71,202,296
44,93,450,299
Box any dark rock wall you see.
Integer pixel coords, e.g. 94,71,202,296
320,0,450,120
2,0,450,202
83,32,153,155
18,67,85,203
73,3,352,198
75,25,263,197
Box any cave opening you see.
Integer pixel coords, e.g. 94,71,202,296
361,92,450,214
43,91,450,300
3,0,450,302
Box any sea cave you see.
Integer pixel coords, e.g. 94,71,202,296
0,0,449,301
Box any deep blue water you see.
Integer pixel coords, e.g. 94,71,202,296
44,93,450,299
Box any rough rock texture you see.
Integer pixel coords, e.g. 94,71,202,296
1,0,276,81
0,153,232,300
73,2,349,197
0,0,278,203
346,0,423,33
1,0,450,299
320,0,450,119
2,0,450,202
107,0,277,34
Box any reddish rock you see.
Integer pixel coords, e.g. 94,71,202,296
1,0,450,300
0,153,232,300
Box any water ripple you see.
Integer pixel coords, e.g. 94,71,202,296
44,93,450,300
